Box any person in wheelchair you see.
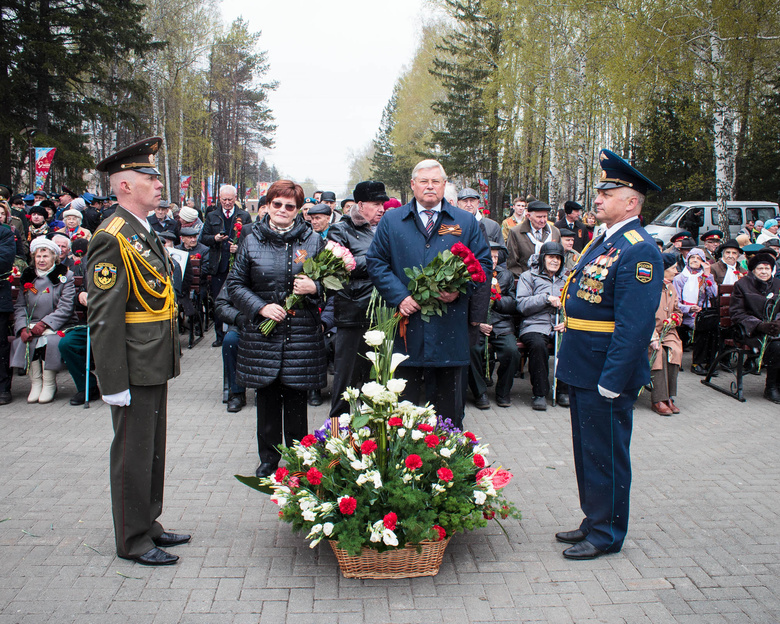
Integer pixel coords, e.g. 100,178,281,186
730,251,780,403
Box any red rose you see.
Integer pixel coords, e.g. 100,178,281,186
463,431,477,442
306,467,322,485
424,434,440,448
436,467,453,482
383,512,397,530
417,423,434,432
450,242,469,258
405,454,423,470
473,454,486,468
432,525,446,541
360,440,378,455
339,496,357,515
388,417,403,427
274,467,289,481
300,434,317,447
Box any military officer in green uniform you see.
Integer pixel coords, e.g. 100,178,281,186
88,137,188,566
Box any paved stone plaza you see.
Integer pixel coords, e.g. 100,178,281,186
1,333,779,624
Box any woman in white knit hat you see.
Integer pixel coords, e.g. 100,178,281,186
57,205,92,241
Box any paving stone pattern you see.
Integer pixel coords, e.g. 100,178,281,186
1,334,779,623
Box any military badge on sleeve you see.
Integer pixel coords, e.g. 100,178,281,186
94,262,118,290
636,262,653,283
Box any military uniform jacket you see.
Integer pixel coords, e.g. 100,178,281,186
556,219,663,394
87,206,180,394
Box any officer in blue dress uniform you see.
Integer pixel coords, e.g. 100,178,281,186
554,149,664,560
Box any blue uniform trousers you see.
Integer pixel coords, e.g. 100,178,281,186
569,385,638,553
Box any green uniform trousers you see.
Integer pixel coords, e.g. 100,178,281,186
110,383,168,558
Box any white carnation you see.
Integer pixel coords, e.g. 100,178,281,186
439,447,453,458
411,429,425,440
473,490,487,505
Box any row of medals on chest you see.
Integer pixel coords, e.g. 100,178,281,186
129,233,164,292
577,250,620,304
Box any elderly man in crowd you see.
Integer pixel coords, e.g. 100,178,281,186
200,184,251,347
51,234,74,270
367,159,491,429
457,188,501,243
308,203,332,239
148,200,181,241
506,200,561,276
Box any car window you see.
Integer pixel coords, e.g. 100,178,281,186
756,208,777,223
651,204,689,227
727,208,742,225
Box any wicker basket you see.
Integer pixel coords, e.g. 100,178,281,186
328,537,451,579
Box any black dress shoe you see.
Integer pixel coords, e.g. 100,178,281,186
256,462,278,478
555,528,587,544
211,339,223,348
532,396,547,411
495,395,511,408
70,386,101,406
153,532,191,547
227,394,245,413
307,389,323,406
691,364,708,376
119,547,179,566
474,393,490,409
0,391,12,405
556,393,570,407
562,540,604,560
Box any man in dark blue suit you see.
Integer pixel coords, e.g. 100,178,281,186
554,149,664,560
366,159,491,429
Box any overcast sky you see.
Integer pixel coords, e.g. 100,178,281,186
220,0,436,197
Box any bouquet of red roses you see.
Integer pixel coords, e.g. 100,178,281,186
258,240,356,336
403,241,486,322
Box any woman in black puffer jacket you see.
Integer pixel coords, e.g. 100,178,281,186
226,180,327,478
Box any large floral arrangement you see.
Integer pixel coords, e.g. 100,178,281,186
244,299,520,556
259,240,356,335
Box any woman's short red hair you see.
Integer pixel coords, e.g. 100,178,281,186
266,180,305,209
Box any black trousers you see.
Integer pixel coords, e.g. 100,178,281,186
210,271,228,340
256,379,308,465
692,327,718,367
0,311,11,391
110,384,167,558
521,331,568,398
329,327,372,420
400,366,464,430
468,333,520,400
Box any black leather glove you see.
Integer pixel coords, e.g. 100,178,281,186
758,321,780,337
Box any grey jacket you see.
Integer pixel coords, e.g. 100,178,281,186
515,265,566,338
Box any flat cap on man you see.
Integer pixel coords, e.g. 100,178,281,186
308,203,332,216
559,228,575,238
564,200,582,214
180,226,199,237
457,187,480,201
353,181,389,204
595,149,661,195
96,137,162,176
319,191,337,203
526,200,551,212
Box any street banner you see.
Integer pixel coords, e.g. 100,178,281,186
201,180,206,205
245,187,253,199
478,178,489,208
257,181,270,197
180,175,192,202
34,148,57,190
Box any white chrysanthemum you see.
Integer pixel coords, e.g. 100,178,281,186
361,381,385,398
386,378,407,394
363,330,385,346
474,490,487,505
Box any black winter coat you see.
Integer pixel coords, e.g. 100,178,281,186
0,225,16,314
730,272,780,350
487,263,519,336
326,211,374,328
226,215,327,390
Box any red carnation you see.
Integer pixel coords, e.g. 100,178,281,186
463,431,477,442
405,454,423,470
300,434,317,447
23,282,34,290
360,439,378,455
383,512,397,530
56,330,65,337
473,454,486,468
424,434,440,448
306,467,322,485
193,253,201,259
74,259,81,265
483,508,496,520
339,496,357,515
388,417,403,427
436,467,453,482
417,423,434,432
274,467,289,482
432,525,446,541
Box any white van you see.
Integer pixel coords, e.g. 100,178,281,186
645,201,779,244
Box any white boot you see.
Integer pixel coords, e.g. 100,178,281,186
38,368,57,404
27,360,43,403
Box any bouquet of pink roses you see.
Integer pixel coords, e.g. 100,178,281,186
258,240,356,336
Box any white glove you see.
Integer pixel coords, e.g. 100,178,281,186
102,389,131,406
598,385,619,399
